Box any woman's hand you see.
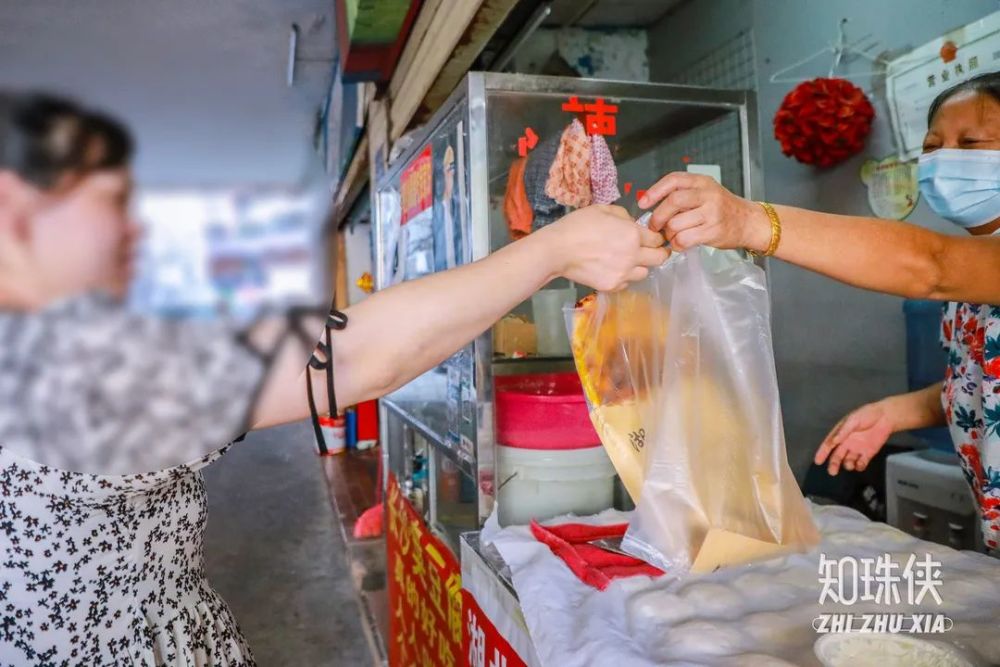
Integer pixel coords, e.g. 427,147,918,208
813,383,945,477
538,205,670,292
638,172,771,253
815,402,895,475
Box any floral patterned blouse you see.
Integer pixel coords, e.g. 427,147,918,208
941,301,1000,551
0,293,267,665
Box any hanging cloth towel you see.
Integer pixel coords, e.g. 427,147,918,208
590,134,621,205
529,520,664,591
504,157,533,240
524,131,567,230
546,119,593,209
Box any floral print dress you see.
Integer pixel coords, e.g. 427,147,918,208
0,294,267,665
941,301,1000,551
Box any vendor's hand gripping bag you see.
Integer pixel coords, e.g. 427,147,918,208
568,247,819,575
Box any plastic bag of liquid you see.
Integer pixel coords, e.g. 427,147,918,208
568,247,819,575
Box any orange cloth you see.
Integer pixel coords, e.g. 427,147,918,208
504,157,533,240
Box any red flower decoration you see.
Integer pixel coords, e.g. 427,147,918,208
773,77,875,168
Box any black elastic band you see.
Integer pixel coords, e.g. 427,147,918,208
234,313,313,443
323,310,348,417
306,361,326,453
304,307,348,455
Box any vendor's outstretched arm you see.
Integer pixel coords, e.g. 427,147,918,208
640,172,1000,304
250,206,668,429
749,204,1000,303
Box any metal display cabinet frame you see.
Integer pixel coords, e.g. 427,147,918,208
373,72,761,555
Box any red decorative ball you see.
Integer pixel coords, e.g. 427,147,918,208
773,77,876,168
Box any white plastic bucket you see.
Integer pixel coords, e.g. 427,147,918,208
496,444,616,526
318,416,346,455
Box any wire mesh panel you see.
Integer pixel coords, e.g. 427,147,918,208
655,30,757,196
653,115,745,195
666,29,757,90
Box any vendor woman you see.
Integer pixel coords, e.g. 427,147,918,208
640,71,1000,552
0,91,668,665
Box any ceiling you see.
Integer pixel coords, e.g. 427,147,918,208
544,0,687,28
0,0,337,185
478,0,688,70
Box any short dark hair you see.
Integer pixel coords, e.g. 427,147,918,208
926,70,1000,126
0,92,133,190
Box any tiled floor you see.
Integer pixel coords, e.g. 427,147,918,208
320,447,390,665
202,421,372,666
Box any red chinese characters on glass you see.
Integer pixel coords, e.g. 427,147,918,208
562,96,619,136
517,127,539,157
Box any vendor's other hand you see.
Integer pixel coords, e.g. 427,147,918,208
638,172,771,253
815,402,894,476
542,205,669,292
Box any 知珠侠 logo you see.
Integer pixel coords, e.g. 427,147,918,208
812,553,953,634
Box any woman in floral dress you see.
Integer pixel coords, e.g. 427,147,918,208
638,71,1000,553
0,92,668,665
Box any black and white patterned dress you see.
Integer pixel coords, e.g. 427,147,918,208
0,294,268,666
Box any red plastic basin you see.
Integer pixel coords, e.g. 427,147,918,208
495,372,601,450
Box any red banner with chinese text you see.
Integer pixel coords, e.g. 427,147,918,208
387,473,463,667
400,145,433,224
462,589,529,667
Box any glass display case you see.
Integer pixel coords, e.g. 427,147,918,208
373,72,760,554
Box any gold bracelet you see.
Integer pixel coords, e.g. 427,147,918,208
750,201,781,257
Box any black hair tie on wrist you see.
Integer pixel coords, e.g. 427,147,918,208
305,308,348,455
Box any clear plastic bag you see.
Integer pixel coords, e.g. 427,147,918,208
568,247,819,576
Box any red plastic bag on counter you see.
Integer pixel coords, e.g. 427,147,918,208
568,247,820,576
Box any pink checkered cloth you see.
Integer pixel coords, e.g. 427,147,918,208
545,119,592,208
590,134,621,205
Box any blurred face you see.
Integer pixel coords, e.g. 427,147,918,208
0,167,135,309
921,91,1000,235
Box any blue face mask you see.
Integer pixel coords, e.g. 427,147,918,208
918,148,1000,228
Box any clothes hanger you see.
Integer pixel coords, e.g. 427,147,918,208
770,18,885,84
